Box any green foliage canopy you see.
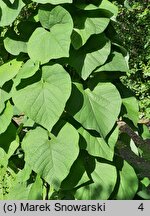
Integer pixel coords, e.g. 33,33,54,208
0,0,149,200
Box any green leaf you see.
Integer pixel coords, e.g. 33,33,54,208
95,52,129,73
0,148,8,167
69,34,111,80
4,37,27,55
28,6,73,64
14,59,39,86
75,161,117,199
28,175,43,200
116,83,139,126
116,161,138,199
13,64,71,131
138,178,150,200
141,125,150,140
0,59,22,87
38,5,71,30
141,177,150,187
78,127,114,160
108,126,119,150
72,17,110,49
27,28,50,64
0,101,13,135
0,138,19,166
22,123,79,189
122,97,139,126
9,0,15,4
15,164,32,183
130,139,139,156
75,0,118,19
67,83,121,138
0,0,25,26
3,22,37,56
0,139,19,169
7,138,19,159
138,187,150,200
99,0,118,17
33,0,72,4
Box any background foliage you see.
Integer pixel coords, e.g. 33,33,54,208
115,0,150,119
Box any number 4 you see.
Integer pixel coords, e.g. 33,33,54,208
138,203,144,211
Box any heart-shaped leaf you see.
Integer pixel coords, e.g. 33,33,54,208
22,123,79,189
28,6,73,64
67,83,121,137
12,64,71,131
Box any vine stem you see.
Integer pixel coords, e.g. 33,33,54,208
116,120,150,178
